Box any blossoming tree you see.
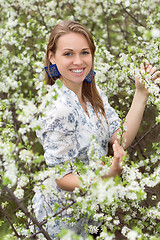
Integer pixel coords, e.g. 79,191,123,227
0,0,160,239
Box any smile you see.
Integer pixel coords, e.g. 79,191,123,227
70,68,85,74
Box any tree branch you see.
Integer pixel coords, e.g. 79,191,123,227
130,123,159,148
120,3,146,27
2,183,52,240
0,205,20,238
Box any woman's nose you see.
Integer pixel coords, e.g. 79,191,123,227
73,55,83,65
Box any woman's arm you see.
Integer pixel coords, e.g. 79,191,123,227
56,141,125,191
102,140,125,178
111,89,148,149
56,173,81,192
110,61,160,149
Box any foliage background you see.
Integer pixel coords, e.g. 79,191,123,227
0,0,160,239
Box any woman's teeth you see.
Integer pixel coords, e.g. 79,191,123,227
71,69,83,73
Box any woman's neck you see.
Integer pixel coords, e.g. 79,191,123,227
61,78,83,101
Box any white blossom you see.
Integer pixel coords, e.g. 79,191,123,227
14,188,24,199
151,28,160,38
4,162,17,186
127,230,139,240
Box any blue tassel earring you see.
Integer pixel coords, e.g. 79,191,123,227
85,69,96,83
44,64,61,78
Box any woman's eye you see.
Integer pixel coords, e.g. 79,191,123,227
82,51,90,55
64,52,72,56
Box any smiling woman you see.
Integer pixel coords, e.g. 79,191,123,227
33,20,160,239
48,32,93,91
44,20,106,121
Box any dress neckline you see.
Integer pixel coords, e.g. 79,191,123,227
56,80,90,118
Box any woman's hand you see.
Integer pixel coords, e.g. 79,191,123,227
108,140,126,177
135,61,160,96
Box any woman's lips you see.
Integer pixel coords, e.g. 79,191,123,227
70,68,85,75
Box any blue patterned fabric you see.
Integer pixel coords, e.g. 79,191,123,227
33,82,120,239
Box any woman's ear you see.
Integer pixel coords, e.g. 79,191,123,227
48,50,55,64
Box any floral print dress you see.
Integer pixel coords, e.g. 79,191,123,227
33,82,120,239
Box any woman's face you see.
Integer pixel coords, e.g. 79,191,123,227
49,32,93,88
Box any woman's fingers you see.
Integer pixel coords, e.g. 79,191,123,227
141,61,149,73
149,66,156,75
108,141,125,177
112,140,126,168
113,140,126,159
146,64,152,73
151,71,160,80
141,61,160,79
99,160,105,166
107,141,126,177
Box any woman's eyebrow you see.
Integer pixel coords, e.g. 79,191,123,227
63,47,90,51
82,47,90,50
63,48,74,51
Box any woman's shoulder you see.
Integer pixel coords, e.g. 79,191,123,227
41,101,75,127
44,83,77,115
39,94,78,132
36,103,77,141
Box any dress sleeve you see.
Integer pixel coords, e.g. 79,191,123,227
98,87,121,140
36,104,78,171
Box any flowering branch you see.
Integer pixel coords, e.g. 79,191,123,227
1,182,52,240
